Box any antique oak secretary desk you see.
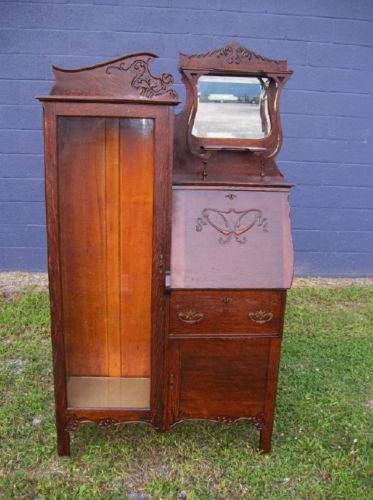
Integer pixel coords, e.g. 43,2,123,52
38,42,293,456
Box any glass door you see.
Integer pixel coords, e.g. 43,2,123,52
57,116,155,409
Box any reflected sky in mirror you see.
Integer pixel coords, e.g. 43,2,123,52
192,76,271,139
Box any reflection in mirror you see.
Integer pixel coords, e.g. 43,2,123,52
192,76,271,139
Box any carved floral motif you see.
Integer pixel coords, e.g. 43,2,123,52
65,414,152,432
215,414,265,430
106,59,177,99
196,208,268,244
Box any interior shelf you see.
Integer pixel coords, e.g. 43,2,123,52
66,376,151,409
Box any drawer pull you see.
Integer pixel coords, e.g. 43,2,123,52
222,297,232,303
178,310,204,324
248,310,273,324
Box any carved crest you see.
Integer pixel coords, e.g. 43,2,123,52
47,52,179,103
190,42,278,65
179,41,287,72
196,208,268,244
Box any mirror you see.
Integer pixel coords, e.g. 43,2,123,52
192,76,271,140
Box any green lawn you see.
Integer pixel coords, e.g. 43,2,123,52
0,288,372,499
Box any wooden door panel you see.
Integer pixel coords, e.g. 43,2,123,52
170,339,269,421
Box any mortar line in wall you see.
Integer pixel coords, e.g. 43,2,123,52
292,229,373,233
5,3,373,25
279,160,372,165
291,207,373,211
293,250,373,254
290,185,373,189
2,26,372,48
0,223,46,226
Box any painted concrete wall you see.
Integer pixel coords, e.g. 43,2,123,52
0,0,372,276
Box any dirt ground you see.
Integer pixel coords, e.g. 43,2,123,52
0,272,372,295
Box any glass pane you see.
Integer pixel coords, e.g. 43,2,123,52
192,76,271,139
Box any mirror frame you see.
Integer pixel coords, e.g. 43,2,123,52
178,42,293,162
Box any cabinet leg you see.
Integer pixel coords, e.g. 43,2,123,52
57,429,71,457
259,423,273,453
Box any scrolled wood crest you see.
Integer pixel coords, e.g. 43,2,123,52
105,58,177,99
48,52,179,102
196,208,268,244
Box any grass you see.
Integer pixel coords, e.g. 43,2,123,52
0,287,372,499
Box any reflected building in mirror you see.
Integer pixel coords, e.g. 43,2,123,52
192,76,271,139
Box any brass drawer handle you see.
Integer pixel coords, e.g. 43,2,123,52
178,310,204,324
248,310,273,324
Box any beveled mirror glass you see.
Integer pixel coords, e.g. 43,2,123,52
192,76,271,139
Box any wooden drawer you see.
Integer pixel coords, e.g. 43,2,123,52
169,291,284,335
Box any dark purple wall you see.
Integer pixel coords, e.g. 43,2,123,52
1,0,372,276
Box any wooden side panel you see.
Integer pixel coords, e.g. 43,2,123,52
119,119,154,378
58,117,109,376
44,103,70,455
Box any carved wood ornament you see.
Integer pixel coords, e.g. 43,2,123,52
196,207,268,244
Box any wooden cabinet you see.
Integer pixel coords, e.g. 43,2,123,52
38,43,293,456
38,52,178,456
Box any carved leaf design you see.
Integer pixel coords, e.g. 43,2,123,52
196,208,268,244
106,58,177,99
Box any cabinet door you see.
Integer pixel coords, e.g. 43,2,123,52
167,338,270,426
55,115,167,419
